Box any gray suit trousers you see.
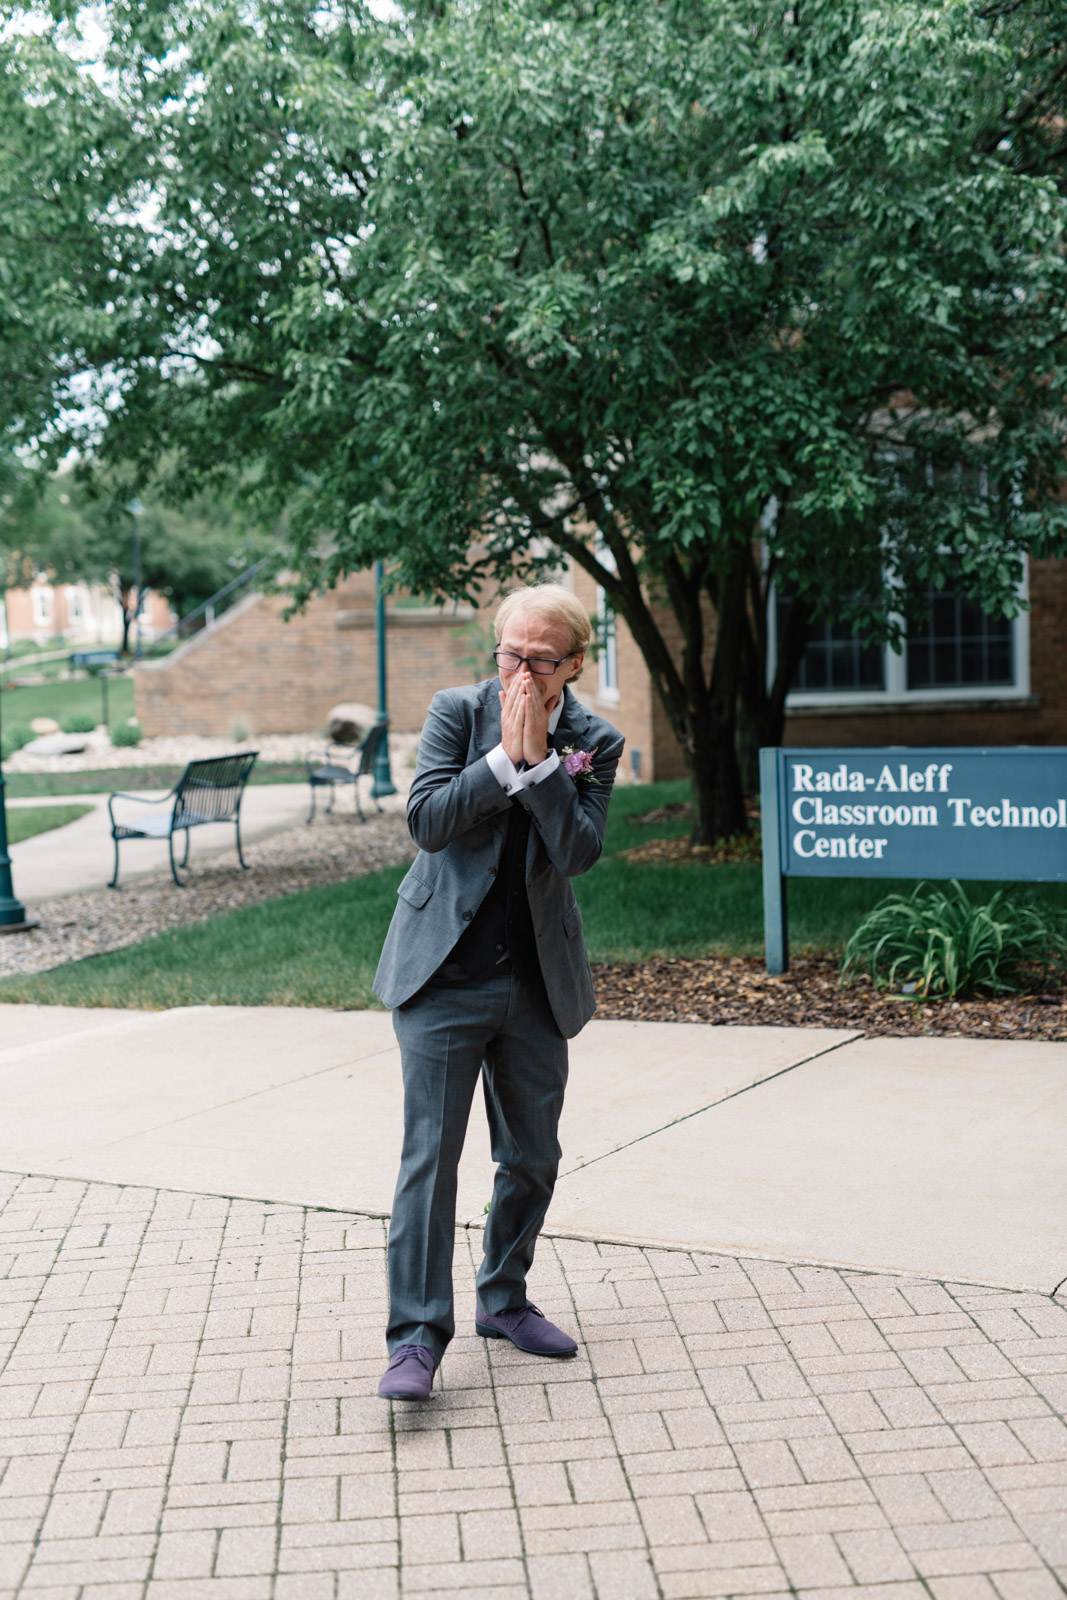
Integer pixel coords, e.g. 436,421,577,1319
387,965,569,1362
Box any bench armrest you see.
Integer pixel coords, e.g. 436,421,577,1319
108,788,175,805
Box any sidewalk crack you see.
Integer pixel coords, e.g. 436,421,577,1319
558,1031,865,1178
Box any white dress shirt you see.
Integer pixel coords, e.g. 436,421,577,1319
485,697,564,796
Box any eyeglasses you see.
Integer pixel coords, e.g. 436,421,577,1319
492,649,574,676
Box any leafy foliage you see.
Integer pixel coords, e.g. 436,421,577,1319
1,467,257,652
110,718,143,748
4,2,1067,834
840,880,1067,998
59,711,98,734
0,723,36,762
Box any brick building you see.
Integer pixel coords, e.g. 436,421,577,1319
134,554,1066,777
2,578,172,648
134,568,485,739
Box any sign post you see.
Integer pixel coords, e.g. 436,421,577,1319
759,746,1067,974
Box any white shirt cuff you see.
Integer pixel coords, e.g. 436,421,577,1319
522,749,560,786
485,744,560,794
486,743,523,795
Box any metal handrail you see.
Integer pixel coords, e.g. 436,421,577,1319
154,557,270,643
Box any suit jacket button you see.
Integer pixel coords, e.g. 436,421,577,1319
462,910,474,921
487,867,497,877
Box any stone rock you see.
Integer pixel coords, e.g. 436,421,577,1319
21,733,90,757
30,717,60,736
325,702,376,746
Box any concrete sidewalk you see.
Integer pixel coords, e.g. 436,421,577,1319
0,1006,1064,1599
0,1005,1063,1293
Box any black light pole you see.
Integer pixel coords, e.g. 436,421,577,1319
0,679,38,934
129,497,144,660
371,559,397,799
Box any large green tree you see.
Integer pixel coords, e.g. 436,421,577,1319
6,0,1067,838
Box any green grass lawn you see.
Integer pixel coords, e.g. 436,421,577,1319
6,804,94,844
2,777,1065,1010
0,674,135,732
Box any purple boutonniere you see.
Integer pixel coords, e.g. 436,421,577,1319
560,744,601,785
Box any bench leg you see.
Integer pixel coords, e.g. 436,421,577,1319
179,829,192,869
307,784,316,825
108,836,121,889
235,816,249,870
168,833,186,889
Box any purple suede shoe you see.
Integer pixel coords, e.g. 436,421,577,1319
377,1344,436,1400
475,1303,578,1358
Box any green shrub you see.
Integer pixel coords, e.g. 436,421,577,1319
841,879,1067,999
60,711,98,734
111,719,143,749
0,723,36,761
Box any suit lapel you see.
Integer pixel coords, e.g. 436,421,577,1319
553,685,592,748
471,678,503,762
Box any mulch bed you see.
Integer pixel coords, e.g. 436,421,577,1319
621,803,762,866
592,955,1067,1040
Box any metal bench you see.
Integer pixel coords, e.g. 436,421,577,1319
305,722,388,824
108,752,258,888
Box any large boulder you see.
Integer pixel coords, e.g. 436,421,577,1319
21,732,90,756
30,716,60,735
325,701,376,746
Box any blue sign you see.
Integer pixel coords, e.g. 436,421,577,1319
71,650,121,669
759,747,1067,973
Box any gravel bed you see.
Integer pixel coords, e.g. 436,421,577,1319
0,812,416,978
593,954,1067,1040
6,729,422,774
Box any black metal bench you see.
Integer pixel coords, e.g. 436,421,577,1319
305,722,388,823
108,752,259,888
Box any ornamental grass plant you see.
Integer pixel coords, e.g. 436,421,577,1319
841,880,1067,1000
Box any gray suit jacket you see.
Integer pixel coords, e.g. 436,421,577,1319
373,679,624,1038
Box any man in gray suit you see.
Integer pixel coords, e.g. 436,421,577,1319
374,583,624,1399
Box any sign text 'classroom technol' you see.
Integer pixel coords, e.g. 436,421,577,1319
758,746,1067,973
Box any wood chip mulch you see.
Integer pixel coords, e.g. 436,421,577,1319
591,955,1067,1040
621,802,763,867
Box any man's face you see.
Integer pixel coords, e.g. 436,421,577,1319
496,612,584,713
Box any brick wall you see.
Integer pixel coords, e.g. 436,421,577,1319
135,575,486,737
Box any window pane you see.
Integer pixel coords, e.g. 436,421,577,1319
906,588,1013,690
778,594,885,693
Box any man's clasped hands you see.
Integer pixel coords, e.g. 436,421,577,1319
498,665,553,769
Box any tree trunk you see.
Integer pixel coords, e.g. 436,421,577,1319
737,573,812,788
688,705,748,844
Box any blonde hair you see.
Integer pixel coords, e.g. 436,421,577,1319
493,583,592,680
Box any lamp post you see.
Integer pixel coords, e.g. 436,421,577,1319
0,679,38,933
128,497,144,660
371,559,397,799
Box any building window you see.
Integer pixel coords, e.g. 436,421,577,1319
596,587,619,703
31,586,51,630
66,586,83,626
776,594,884,693
770,565,1028,706
905,589,1014,690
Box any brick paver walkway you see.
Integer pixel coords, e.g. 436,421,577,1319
1,1171,1065,1600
